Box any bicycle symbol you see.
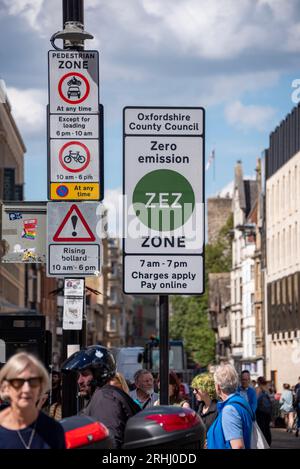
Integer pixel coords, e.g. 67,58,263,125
63,150,86,165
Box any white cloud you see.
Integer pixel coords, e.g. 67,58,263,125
102,187,123,238
224,100,277,132
3,0,300,58
7,87,47,135
196,71,280,108
3,0,43,30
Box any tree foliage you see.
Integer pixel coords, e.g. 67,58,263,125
170,214,233,367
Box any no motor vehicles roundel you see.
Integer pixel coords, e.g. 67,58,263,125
58,72,90,105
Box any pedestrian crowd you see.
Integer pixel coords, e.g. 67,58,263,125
0,347,300,449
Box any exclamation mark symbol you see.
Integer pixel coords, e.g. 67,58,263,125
71,215,78,237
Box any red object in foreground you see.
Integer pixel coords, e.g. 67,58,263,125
65,421,109,449
123,406,206,449
145,409,200,433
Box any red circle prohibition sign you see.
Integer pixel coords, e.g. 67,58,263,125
58,72,90,104
59,141,90,173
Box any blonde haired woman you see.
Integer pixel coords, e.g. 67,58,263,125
109,372,130,394
191,373,218,431
0,353,65,449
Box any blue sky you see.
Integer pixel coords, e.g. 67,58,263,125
1,0,300,207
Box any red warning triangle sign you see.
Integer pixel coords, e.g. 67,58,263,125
53,204,96,242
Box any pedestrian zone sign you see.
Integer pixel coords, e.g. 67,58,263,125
48,51,99,114
48,51,103,201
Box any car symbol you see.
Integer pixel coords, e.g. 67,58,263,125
67,86,81,99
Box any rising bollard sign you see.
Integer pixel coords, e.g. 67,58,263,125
123,107,205,295
47,202,101,277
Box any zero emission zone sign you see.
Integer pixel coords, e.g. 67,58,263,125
48,51,103,201
123,107,205,295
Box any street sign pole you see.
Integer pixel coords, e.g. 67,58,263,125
63,0,84,26
61,0,86,418
159,295,169,405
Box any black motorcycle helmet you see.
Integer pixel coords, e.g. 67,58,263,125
61,345,116,388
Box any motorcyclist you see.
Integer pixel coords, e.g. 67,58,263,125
61,345,140,448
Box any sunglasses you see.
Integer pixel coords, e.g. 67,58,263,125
7,377,42,389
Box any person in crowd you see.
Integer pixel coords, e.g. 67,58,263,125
175,372,190,401
49,394,62,421
267,382,277,427
294,377,300,395
50,370,61,405
256,376,272,445
280,383,294,433
207,364,253,449
45,370,62,420
191,372,218,432
154,371,190,408
238,370,257,414
34,369,63,415
0,352,65,449
294,385,300,437
77,367,94,402
62,345,140,448
130,369,158,409
109,372,129,394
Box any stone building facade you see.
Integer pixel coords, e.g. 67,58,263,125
207,191,232,363
265,104,300,390
207,197,232,244
231,161,258,375
0,81,26,311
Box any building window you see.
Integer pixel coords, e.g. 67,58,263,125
251,293,255,316
282,229,285,268
251,331,256,356
240,277,243,303
288,225,292,266
275,180,278,222
277,179,280,221
109,287,118,304
271,184,274,221
282,175,285,213
277,231,280,271
271,282,275,305
294,166,297,212
295,222,298,262
106,313,117,332
110,261,118,276
271,236,274,272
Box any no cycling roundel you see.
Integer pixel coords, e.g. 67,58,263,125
58,141,91,173
58,72,90,105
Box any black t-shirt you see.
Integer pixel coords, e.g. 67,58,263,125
198,400,218,431
0,411,66,449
